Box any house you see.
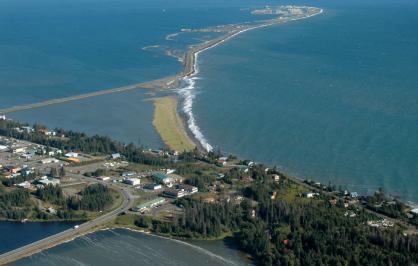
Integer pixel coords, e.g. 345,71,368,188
0,115,6,120
350,192,359,198
152,172,174,185
270,191,277,200
246,161,255,167
143,183,162,190
410,208,418,216
176,184,198,194
21,168,34,177
65,152,78,158
5,166,21,174
111,153,121,159
97,176,110,181
163,188,186,198
272,174,281,182
38,128,49,135
21,126,34,133
124,178,141,186
301,192,315,198
47,207,57,215
216,159,227,167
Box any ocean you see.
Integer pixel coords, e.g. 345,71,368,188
0,222,76,255
188,0,418,202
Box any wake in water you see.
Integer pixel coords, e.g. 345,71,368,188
177,74,214,152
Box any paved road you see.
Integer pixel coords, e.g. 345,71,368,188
0,184,133,265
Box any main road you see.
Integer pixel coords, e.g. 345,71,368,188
0,184,134,265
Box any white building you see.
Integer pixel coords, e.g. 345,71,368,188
0,145,9,151
0,115,6,120
16,181,31,189
111,153,121,159
97,176,110,181
12,147,26,154
65,152,78,158
124,178,141,186
38,178,60,186
41,158,59,164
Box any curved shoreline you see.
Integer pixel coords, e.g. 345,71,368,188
178,7,324,151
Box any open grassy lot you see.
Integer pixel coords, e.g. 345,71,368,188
153,96,195,152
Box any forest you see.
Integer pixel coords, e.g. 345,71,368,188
141,168,418,265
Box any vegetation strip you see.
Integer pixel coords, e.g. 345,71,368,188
153,96,195,152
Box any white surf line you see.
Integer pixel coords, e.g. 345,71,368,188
178,7,324,152
118,227,238,266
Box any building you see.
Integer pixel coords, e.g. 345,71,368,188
0,115,6,120
163,188,186,198
21,126,34,133
65,152,78,158
41,158,59,164
38,128,49,135
143,183,162,190
16,181,31,189
411,208,418,216
302,192,315,198
131,197,165,212
67,157,80,163
12,147,26,154
111,153,121,159
176,184,198,194
272,174,281,182
350,192,359,198
37,178,60,187
0,145,9,151
152,172,173,185
122,171,135,177
216,159,227,167
21,168,34,177
97,176,110,181
124,178,141,186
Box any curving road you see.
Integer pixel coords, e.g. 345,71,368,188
0,184,133,265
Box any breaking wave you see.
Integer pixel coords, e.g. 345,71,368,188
178,74,213,152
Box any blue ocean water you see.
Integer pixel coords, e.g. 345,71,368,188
0,0,261,108
190,0,418,202
8,90,164,148
0,222,76,255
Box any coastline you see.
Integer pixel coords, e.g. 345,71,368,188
0,6,324,154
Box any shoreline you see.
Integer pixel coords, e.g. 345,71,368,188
176,7,324,152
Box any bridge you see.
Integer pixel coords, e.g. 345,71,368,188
0,184,134,265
